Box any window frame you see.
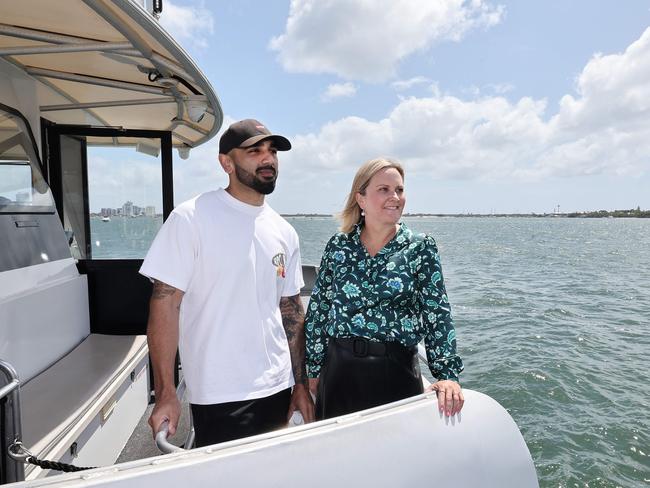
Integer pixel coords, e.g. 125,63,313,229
42,122,174,260
0,102,55,215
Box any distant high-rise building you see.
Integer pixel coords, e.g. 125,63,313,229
122,201,133,217
100,208,111,217
145,205,156,217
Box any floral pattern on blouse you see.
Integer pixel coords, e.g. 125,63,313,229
305,222,464,381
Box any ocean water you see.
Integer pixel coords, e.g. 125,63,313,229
289,216,650,488
92,216,650,487
90,216,164,259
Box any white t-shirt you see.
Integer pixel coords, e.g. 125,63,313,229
140,188,304,404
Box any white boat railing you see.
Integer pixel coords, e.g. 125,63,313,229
0,359,25,483
154,377,194,454
154,421,184,454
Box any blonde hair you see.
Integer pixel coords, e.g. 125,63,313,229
338,158,405,233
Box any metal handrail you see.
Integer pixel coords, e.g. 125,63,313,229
0,380,20,403
0,359,25,483
154,377,192,454
154,420,184,453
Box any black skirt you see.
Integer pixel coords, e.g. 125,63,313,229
315,337,424,420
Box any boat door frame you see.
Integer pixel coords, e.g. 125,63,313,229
40,123,176,340
41,123,175,232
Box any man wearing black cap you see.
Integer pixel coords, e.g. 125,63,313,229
141,119,314,447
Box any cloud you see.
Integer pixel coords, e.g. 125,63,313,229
171,115,239,203
392,76,432,91
87,152,168,211
487,82,514,95
159,0,214,49
321,82,357,102
109,28,649,213
270,0,504,81
279,27,650,183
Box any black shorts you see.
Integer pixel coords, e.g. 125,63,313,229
316,337,423,420
191,388,291,447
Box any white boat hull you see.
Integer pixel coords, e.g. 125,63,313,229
13,389,539,487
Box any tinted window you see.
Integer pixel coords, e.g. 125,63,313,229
0,109,55,213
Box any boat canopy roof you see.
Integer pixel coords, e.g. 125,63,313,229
0,0,223,148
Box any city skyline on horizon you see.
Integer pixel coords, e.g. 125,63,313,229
95,200,157,217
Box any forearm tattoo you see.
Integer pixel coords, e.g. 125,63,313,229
280,295,308,386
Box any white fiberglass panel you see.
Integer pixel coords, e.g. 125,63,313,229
0,258,79,299
0,262,90,382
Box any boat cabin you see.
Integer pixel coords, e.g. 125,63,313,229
0,0,222,483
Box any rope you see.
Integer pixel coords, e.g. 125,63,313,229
26,456,96,473
8,442,96,473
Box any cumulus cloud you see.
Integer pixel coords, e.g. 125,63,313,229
486,82,515,95
124,28,650,212
280,27,650,183
87,152,167,211
159,0,214,49
392,76,432,91
270,0,504,81
321,82,357,101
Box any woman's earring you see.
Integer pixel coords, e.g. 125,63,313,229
361,209,365,217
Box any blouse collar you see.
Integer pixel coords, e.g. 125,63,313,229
352,221,409,256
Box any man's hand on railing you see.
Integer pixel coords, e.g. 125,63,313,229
149,390,181,439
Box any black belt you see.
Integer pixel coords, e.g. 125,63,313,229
332,337,416,358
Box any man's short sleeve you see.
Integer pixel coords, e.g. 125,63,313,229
139,211,197,292
282,234,304,297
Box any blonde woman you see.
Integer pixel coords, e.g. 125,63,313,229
305,158,464,420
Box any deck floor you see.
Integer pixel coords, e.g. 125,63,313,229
117,399,191,462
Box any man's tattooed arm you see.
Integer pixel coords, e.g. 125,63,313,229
152,280,180,303
147,280,184,436
280,294,308,387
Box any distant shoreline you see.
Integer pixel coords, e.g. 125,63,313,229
283,209,650,218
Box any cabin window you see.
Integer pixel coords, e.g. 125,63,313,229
0,109,55,213
45,125,172,261
86,143,164,259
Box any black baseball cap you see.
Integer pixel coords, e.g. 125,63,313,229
219,119,291,154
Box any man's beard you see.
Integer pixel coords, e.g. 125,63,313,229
234,164,277,195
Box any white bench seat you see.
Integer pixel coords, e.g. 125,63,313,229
20,334,148,476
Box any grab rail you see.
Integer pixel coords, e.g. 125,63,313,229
155,420,184,453
154,377,193,454
0,359,25,483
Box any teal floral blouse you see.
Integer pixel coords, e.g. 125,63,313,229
305,222,463,381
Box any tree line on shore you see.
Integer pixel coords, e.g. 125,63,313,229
565,207,650,218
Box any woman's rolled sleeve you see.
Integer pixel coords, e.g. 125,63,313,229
417,236,464,381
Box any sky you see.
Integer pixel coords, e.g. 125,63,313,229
92,0,650,215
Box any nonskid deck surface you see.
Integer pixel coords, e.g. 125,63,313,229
117,401,191,463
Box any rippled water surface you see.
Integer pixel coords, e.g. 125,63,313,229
289,216,650,488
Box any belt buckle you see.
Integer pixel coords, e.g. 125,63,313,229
352,338,368,357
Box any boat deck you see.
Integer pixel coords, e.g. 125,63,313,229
117,402,191,463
